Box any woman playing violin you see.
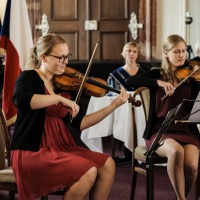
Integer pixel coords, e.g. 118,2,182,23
11,33,129,200
126,34,200,200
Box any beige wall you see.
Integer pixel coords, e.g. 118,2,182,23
156,0,200,59
187,0,200,56
156,0,186,59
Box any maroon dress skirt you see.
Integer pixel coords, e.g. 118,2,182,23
145,83,200,149
11,91,109,200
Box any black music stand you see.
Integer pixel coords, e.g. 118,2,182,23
146,105,180,159
175,99,200,124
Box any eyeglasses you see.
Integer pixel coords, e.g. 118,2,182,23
46,53,72,63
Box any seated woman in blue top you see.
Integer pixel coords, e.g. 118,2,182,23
110,42,145,161
110,42,145,91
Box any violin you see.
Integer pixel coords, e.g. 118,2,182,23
161,58,200,100
175,58,200,81
54,67,141,106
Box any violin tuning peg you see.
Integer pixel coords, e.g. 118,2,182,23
134,100,141,107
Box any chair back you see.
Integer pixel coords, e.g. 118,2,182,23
0,109,11,169
138,87,150,122
132,87,150,149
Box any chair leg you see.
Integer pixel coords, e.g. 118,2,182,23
195,159,200,200
146,156,154,200
130,170,138,199
41,196,48,200
9,191,15,200
111,135,116,157
130,158,139,200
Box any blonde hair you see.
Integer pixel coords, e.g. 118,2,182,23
25,33,67,70
161,34,186,82
121,42,140,58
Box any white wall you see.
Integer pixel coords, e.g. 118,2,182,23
156,0,200,59
156,0,186,59
187,0,200,56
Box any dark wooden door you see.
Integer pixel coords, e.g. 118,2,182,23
41,0,137,61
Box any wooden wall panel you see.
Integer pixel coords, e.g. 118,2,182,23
42,0,87,60
41,0,137,61
101,33,127,60
90,0,133,60
51,0,77,20
58,33,78,59
100,0,128,19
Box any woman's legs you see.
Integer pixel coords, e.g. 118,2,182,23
89,157,115,200
156,139,186,200
63,156,115,200
63,167,97,200
183,144,199,197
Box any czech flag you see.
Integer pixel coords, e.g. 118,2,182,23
0,0,33,126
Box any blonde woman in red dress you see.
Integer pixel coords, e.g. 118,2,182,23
11,33,129,200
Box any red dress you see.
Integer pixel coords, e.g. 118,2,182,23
11,91,109,200
145,83,200,149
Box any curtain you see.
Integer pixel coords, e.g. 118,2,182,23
138,0,157,60
26,0,41,43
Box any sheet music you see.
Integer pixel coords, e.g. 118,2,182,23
188,92,200,122
174,93,200,123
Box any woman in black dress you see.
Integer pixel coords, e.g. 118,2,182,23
126,34,200,200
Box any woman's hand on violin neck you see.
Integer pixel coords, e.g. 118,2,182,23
112,87,129,108
157,80,175,96
60,96,80,118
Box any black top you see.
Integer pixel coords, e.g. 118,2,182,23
110,66,145,91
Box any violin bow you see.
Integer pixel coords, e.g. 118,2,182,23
68,41,100,123
74,41,100,104
161,66,200,100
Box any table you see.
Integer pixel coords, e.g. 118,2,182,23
81,94,146,153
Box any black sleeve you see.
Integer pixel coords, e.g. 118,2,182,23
126,68,161,88
12,70,44,110
62,105,84,131
61,90,85,131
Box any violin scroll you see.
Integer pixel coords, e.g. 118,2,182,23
128,94,141,107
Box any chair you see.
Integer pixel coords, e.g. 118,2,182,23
0,109,48,200
130,87,200,200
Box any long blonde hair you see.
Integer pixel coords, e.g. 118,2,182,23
25,33,66,70
161,34,186,83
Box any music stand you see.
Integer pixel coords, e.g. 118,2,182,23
146,96,200,158
175,99,200,124
146,105,181,158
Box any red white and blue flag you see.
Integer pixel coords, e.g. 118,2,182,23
0,0,33,125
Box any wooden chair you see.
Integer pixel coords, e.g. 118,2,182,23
0,109,48,200
130,87,200,200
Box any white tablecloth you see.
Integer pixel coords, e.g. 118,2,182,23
81,94,146,153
